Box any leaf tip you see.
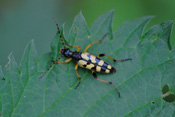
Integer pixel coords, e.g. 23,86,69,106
79,10,83,15
107,9,115,13
75,10,85,19
141,15,154,24
106,9,115,16
31,39,35,46
25,39,35,50
5,52,16,70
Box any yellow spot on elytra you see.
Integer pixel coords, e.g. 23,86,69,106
96,66,101,72
105,69,110,73
81,52,89,61
107,65,112,69
90,55,96,63
86,64,95,70
78,60,87,66
98,60,104,66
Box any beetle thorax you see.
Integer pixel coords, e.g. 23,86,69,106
60,48,72,57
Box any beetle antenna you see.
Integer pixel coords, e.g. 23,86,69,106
53,17,66,49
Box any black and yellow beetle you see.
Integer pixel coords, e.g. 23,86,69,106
39,18,132,98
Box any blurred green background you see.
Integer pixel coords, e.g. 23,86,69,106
0,0,175,66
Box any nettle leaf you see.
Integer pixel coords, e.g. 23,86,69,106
0,10,175,117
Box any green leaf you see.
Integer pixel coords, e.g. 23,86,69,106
0,10,175,117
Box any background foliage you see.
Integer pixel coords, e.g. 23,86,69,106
0,0,175,66
0,10,175,117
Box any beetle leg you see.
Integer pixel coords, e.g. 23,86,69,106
97,54,116,62
65,43,81,52
75,64,81,89
97,54,132,62
115,58,132,62
52,58,72,64
84,33,108,52
92,71,121,98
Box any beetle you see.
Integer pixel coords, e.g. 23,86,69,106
39,18,132,98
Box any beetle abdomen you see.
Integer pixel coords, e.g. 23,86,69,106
77,52,116,73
